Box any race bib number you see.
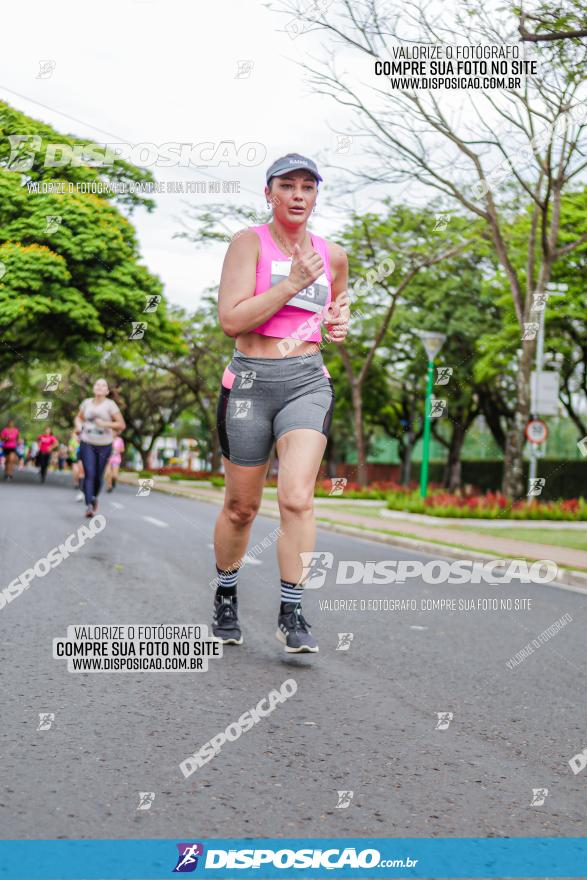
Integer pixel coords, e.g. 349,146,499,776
84,409,105,437
85,423,105,437
271,260,329,314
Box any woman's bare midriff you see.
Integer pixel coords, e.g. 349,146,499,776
234,331,320,358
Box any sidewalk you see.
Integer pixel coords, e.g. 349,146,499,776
121,475,587,591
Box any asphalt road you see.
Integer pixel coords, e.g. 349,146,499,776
0,468,585,841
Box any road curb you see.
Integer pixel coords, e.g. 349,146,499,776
119,474,587,596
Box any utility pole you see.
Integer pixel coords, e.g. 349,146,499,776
527,283,567,491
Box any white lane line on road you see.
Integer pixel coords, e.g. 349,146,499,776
110,501,124,509
142,516,169,528
242,554,262,566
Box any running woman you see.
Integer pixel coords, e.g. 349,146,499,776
75,379,126,517
212,153,349,652
1,419,19,480
36,427,59,482
105,432,125,492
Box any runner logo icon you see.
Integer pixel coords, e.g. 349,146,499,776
336,632,354,651
234,400,252,419
37,712,55,730
336,790,354,809
173,843,204,872
530,788,548,806
238,370,256,389
435,712,453,730
299,551,334,589
136,792,155,811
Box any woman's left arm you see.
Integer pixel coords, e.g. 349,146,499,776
111,409,126,432
324,243,350,345
95,406,126,432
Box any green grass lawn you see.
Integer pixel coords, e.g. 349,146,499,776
458,526,587,552
312,502,386,513
312,506,587,550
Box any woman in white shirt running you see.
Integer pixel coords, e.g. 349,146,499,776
75,379,126,517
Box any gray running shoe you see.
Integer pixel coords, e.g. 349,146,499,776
212,596,243,645
276,603,319,653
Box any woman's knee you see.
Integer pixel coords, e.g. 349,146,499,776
277,490,314,517
224,497,260,527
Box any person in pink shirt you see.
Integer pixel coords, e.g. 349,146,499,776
105,433,125,492
211,153,350,653
37,428,59,483
1,419,19,480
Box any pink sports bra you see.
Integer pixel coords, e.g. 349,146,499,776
249,223,332,343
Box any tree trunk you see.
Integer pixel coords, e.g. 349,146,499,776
502,341,533,498
444,421,465,492
325,434,337,478
480,388,507,452
143,434,159,471
351,382,367,487
399,433,414,487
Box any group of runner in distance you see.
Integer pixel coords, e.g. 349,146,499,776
1,388,126,504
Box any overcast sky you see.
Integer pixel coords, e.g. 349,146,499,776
0,1,383,311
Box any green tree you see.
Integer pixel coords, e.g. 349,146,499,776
285,0,587,497
333,202,478,485
148,298,235,471
474,188,587,442
517,0,587,43
0,102,178,372
362,231,507,489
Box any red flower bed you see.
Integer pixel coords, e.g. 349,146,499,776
315,479,427,494
423,490,513,510
156,466,215,478
414,488,587,520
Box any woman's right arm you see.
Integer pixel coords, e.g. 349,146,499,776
74,405,85,433
217,231,324,337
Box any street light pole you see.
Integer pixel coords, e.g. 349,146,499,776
420,358,435,498
417,332,447,499
527,305,545,488
527,283,567,490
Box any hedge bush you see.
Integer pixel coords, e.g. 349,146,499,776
385,489,587,520
421,459,586,501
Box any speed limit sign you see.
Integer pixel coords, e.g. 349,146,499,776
525,419,548,445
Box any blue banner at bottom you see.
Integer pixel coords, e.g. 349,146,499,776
0,837,586,879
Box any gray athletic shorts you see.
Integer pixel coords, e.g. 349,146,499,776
216,349,335,466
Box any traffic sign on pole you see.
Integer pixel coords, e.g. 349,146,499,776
525,419,548,445
530,371,560,416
